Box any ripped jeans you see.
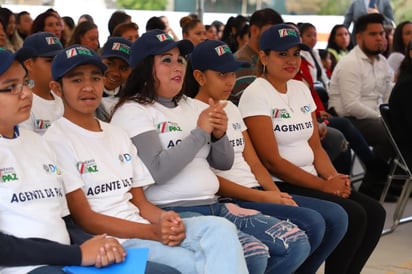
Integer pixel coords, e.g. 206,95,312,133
165,202,311,274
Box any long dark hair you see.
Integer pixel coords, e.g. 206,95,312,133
397,44,412,82
68,21,98,46
31,10,57,34
392,21,412,54
327,24,354,54
183,58,200,99
110,55,187,120
0,7,14,38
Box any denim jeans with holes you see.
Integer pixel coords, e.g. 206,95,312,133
165,202,311,274
234,194,348,274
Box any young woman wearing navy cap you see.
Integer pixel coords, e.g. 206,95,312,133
111,29,312,274
186,38,349,274
238,23,386,274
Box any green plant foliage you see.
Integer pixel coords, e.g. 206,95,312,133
317,0,412,24
318,0,351,15
117,0,167,10
392,0,412,24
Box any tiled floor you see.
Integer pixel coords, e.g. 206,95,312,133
317,197,412,274
362,198,412,274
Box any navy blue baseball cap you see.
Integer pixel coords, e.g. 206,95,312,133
101,37,132,65
23,32,63,57
51,45,107,81
129,29,193,68
190,40,249,73
0,47,33,75
260,24,307,52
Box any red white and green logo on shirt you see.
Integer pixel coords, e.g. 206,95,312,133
157,121,182,133
77,159,99,174
272,108,291,119
0,167,18,183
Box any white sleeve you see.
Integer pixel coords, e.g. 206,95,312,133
238,81,272,119
333,59,379,119
111,103,156,138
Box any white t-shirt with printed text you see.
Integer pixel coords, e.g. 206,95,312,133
238,78,318,181
44,118,153,239
19,91,64,135
0,129,70,274
111,97,219,205
194,100,260,188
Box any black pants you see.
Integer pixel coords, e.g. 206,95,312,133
277,182,386,274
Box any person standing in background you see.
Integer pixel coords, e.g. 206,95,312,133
343,0,394,41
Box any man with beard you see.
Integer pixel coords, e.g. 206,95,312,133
328,13,394,200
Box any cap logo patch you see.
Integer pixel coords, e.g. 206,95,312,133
214,45,231,56
112,42,130,55
45,36,61,46
278,28,298,38
65,47,93,59
156,33,173,42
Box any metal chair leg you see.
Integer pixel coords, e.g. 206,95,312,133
382,180,412,235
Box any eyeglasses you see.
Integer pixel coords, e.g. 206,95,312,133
0,79,35,95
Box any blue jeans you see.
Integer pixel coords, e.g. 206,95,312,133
234,194,347,274
290,195,348,273
29,262,181,274
28,266,65,274
122,215,248,274
165,202,311,274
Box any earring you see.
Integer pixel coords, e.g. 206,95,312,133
262,65,266,74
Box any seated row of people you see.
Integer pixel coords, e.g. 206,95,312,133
1,12,389,274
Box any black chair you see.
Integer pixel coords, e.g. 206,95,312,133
379,104,412,235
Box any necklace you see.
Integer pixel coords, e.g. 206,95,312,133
262,75,294,112
276,91,294,113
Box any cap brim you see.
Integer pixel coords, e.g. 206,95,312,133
0,48,34,75
176,39,194,56
299,44,311,51
54,59,107,80
274,43,310,52
100,53,130,65
153,39,194,57
214,60,250,73
15,47,35,62
36,49,63,58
